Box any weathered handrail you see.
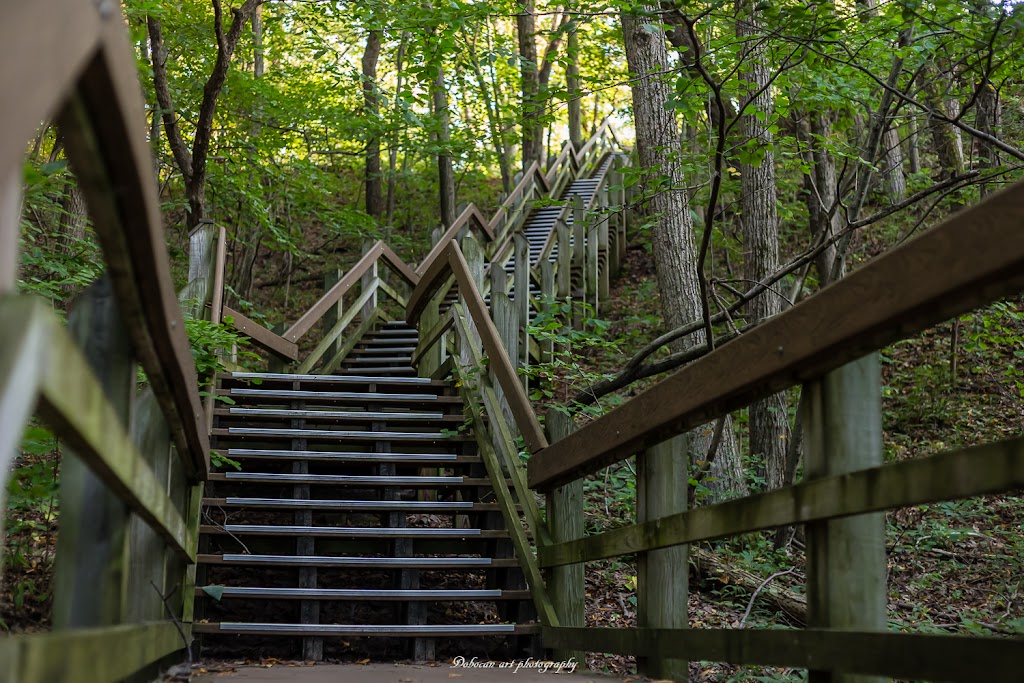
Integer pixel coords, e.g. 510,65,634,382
407,240,548,453
527,177,1024,679
2,3,210,680
528,180,1024,490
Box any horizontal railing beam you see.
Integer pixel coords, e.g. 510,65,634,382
540,435,1024,567
528,180,1024,490
542,627,1024,683
223,305,299,362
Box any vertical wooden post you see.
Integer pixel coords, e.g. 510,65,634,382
597,192,610,303
1,166,22,292
636,433,689,681
803,354,886,683
268,322,288,373
53,276,135,630
572,196,586,330
539,259,555,363
491,291,519,433
513,233,530,384
586,218,599,314
462,233,486,291
323,267,344,363
420,296,441,378
361,241,378,321
544,409,584,665
555,220,571,301
210,225,227,325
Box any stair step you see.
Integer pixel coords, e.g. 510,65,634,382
218,408,458,422
343,356,414,363
208,472,491,486
197,554,518,568
224,373,440,386
223,448,475,463
200,524,507,538
195,587,529,600
213,427,470,441
349,346,417,355
204,497,495,511
336,367,418,376
194,623,535,636
221,388,459,404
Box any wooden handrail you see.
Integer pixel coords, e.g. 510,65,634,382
223,305,299,361
528,179,1024,490
284,240,417,343
407,240,548,453
416,205,493,277
58,17,210,476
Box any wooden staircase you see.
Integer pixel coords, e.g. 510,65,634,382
195,321,539,661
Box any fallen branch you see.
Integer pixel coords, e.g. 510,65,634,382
691,546,807,624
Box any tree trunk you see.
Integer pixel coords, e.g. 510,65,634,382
737,6,787,492
809,113,844,285
567,20,583,151
922,70,965,178
363,29,383,219
621,5,747,502
468,29,513,193
881,126,907,202
518,0,543,171
386,34,409,225
975,82,1000,198
431,57,457,227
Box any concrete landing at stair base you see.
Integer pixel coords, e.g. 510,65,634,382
191,662,622,683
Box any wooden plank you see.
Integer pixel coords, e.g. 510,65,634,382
321,309,381,375
210,225,227,324
0,0,103,171
407,240,458,323
544,410,584,664
52,277,134,630
448,245,548,453
410,311,454,370
637,434,688,681
528,179,1024,489
285,242,382,342
378,278,407,307
417,206,493,278
1,621,187,683
804,356,886,683
360,241,378,321
322,268,344,363
297,280,378,374
223,305,299,362
538,434,1024,567
0,166,20,292
58,24,210,478
541,627,1024,683
0,299,195,561
457,386,559,628
452,306,547,543
379,242,420,285
179,222,216,319
514,234,530,375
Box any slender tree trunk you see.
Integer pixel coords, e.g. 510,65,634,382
809,113,844,285
907,114,921,173
881,126,907,202
567,20,583,151
518,0,543,171
363,29,383,219
621,6,747,501
737,7,787,492
467,31,513,193
922,69,965,178
386,34,409,225
431,56,457,226
975,82,1000,198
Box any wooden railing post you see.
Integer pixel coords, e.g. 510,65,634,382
361,240,379,321
544,409,584,665
572,196,586,330
586,215,599,315
556,219,571,301
803,353,886,683
1,168,21,292
53,276,136,630
514,233,530,383
539,259,555,363
636,433,689,681
181,220,217,320
323,267,344,362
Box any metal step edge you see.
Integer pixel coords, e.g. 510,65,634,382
212,525,484,536
217,497,475,509
217,472,464,484
226,449,463,461
220,428,458,440
197,587,507,599
199,554,497,567
197,623,519,635
226,408,445,420
228,389,440,400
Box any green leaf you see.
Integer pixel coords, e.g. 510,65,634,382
201,585,226,601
